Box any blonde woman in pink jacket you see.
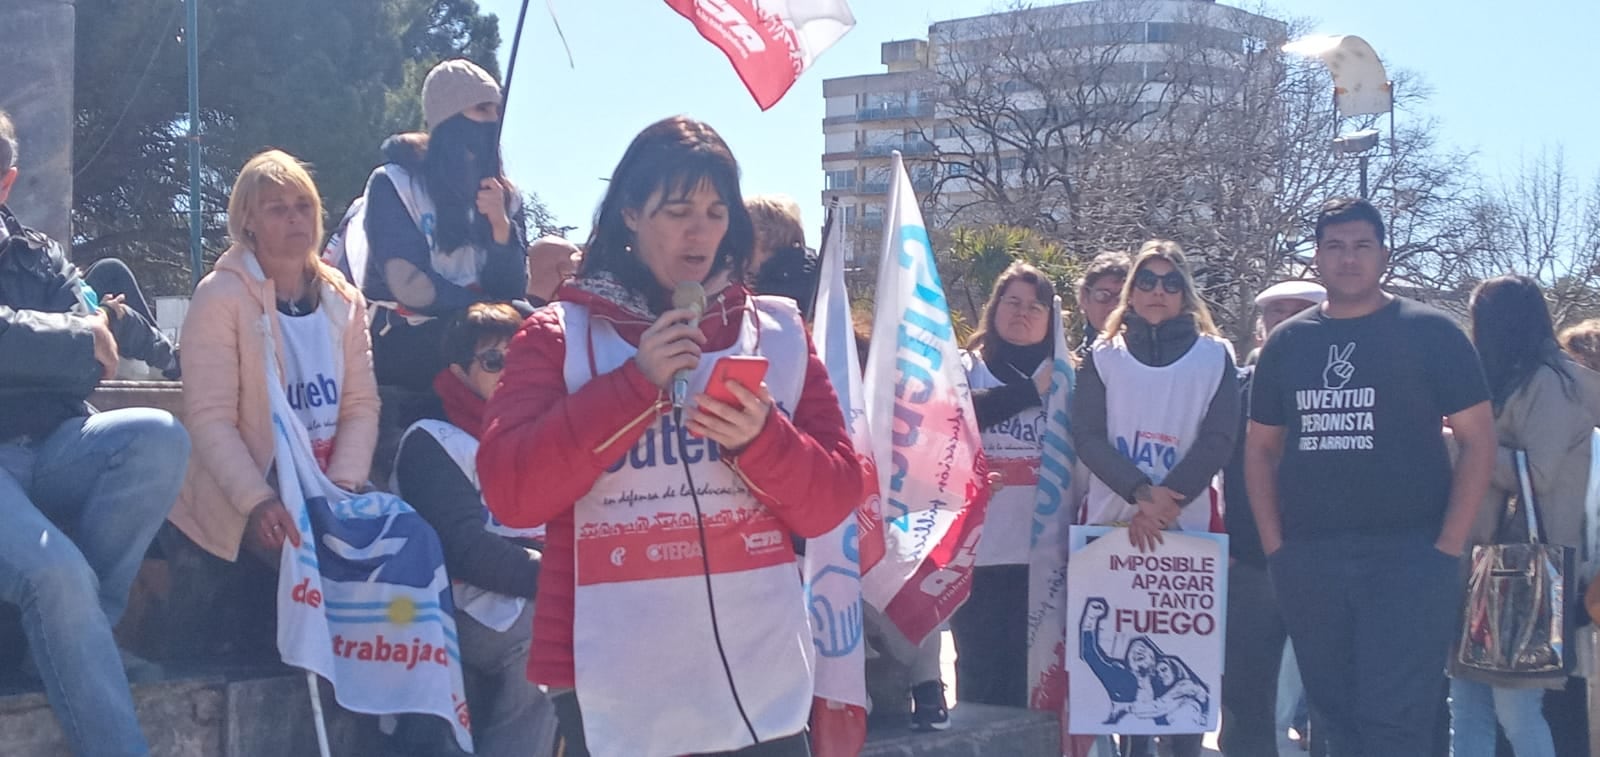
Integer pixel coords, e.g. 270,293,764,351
161,150,380,660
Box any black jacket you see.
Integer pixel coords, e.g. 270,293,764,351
1070,312,1240,505
1222,366,1264,565
0,206,103,441
395,428,540,598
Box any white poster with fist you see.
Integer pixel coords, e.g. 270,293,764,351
1065,526,1228,735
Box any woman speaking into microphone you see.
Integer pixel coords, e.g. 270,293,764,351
477,116,866,757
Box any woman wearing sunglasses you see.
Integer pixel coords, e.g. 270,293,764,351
391,301,558,757
1069,240,1239,757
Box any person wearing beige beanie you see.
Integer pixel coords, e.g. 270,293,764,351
356,57,528,394
422,58,504,132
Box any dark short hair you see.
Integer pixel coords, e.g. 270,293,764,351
1314,197,1386,248
1079,250,1130,292
752,244,819,318
0,109,16,173
441,302,523,369
581,117,754,303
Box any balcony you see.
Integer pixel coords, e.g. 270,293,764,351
857,103,934,122
857,177,936,195
860,141,935,158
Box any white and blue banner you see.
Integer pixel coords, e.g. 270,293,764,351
805,201,873,754
264,317,473,752
1023,296,1098,755
861,153,989,647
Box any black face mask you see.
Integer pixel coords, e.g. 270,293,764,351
463,119,501,181
430,117,501,200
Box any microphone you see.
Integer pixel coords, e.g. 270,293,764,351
670,281,706,409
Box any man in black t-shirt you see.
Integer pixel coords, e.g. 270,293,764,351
1244,198,1495,757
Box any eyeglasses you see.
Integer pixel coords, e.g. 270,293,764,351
1133,269,1186,295
1086,288,1120,305
474,348,506,374
999,296,1049,317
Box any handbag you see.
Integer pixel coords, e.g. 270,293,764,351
1456,449,1576,676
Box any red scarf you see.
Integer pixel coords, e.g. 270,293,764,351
433,368,486,439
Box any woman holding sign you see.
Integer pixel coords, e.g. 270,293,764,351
1070,240,1239,757
477,116,866,757
951,262,1057,711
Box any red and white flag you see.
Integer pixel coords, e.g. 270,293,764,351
666,0,855,110
861,154,989,647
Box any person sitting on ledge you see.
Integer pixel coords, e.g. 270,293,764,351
161,149,380,666
394,301,558,757
0,107,191,757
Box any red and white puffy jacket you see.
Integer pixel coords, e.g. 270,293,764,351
477,275,868,687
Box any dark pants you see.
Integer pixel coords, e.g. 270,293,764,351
82,257,177,374
83,257,156,323
371,310,449,393
949,563,1028,707
155,523,279,663
1545,676,1589,757
1271,533,1463,757
1119,734,1203,757
1219,560,1289,756
550,690,811,757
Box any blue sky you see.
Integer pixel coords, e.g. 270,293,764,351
481,0,1598,243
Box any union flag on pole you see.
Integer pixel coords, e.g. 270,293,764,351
665,0,855,110
861,154,989,647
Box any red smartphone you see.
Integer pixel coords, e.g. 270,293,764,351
703,355,769,407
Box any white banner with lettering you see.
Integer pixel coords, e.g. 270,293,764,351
1066,526,1227,736
860,154,989,646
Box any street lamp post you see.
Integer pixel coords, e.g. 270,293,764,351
186,0,202,288
1283,35,1394,201
1332,127,1381,199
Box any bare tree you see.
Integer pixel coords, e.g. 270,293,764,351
882,0,1478,341
1445,150,1600,325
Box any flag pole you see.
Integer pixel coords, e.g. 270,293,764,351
307,671,333,757
809,197,839,323
492,0,534,175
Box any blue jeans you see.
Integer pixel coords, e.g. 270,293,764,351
0,409,189,757
1448,678,1555,757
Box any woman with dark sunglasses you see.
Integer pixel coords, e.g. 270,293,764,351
1068,240,1240,757
392,301,559,757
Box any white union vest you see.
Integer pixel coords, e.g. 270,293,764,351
392,419,543,632
555,296,812,757
963,352,1047,567
1082,334,1227,532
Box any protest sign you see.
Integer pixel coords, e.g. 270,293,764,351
1066,526,1227,736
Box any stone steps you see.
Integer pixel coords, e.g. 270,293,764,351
0,668,381,757
1,670,1057,757
1,383,1062,756
862,704,1059,757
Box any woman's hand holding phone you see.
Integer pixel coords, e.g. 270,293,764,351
686,356,772,453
